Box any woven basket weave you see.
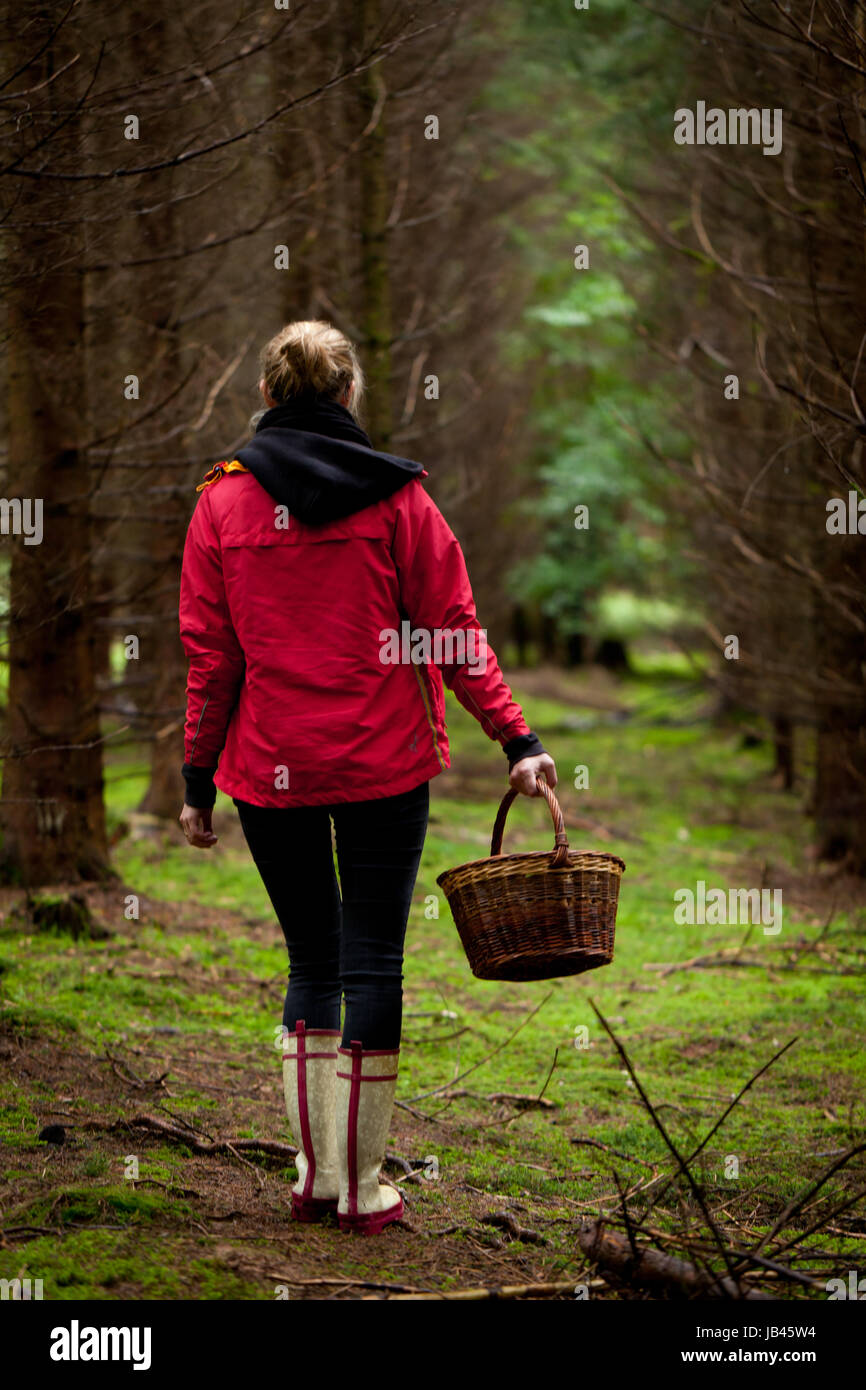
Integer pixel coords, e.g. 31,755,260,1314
437,777,625,982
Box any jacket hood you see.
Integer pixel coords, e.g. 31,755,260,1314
234,396,426,525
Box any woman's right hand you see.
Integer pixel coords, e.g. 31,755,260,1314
509,753,557,797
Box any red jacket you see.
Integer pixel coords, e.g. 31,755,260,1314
179,401,538,808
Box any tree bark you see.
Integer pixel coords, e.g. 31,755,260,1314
355,0,393,447
130,14,201,820
0,17,109,884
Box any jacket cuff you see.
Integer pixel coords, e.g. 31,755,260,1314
502,731,546,769
182,762,218,809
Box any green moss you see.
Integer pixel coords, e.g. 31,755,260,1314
0,1230,265,1300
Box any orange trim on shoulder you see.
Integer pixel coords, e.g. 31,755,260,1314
196,459,250,491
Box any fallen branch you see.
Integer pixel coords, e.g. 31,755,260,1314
0,1224,58,1241
79,1113,298,1161
127,1177,200,1199
579,1220,775,1301
644,952,863,979
104,1049,170,1093
266,1273,428,1295
481,1210,547,1244
384,1152,415,1176
364,1280,579,1301
485,1092,556,1111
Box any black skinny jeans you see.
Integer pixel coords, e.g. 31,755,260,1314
233,781,429,1051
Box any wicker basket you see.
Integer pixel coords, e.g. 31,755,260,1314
436,777,625,982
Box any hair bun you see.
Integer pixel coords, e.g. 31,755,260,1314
259,320,365,417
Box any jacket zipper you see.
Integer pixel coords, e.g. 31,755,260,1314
189,692,210,762
412,666,447,770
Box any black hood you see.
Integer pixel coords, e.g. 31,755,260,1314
234,396,425,525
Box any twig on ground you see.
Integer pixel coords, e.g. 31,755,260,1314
536,1047,560,1106
403,1029,471,1047
393,1099,438,1122
485,1092,556,1111
753,1154,866,1259
0,1224,57,1240
365,1280,579,1301
788,906,835,968
481,1210,547,1244
78,1113,298,1161
384,1151,414,1176
588,999,741,1289
151,1102,217,1143
267,1273,431,1294
727,1249,827,1291
226,1142,265,1190
644,951,862,979
127,1177,200,1199
638,1035,798,1226
569,1138,656,1170
104,1048,171,1093
404,992,553,1104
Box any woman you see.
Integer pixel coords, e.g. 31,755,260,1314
178,320,556,1235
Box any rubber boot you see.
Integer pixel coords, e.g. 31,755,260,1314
282,1020,341,1222
336,1039,404,1235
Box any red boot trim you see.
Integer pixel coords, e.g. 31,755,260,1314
345,1040,363,1218
291,1192,338,1223
338,1193,404,1236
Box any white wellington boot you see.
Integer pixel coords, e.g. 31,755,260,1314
336,1039,404,1235
282,1020,341,1221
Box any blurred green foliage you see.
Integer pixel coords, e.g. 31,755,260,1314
481,0,696,651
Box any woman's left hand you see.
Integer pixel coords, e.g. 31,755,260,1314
509,753,557,797
179,803,218,848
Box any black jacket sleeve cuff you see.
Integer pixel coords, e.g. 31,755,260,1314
502,731,546,769
182,762,218,809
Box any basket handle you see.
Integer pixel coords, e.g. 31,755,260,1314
490,776,570,868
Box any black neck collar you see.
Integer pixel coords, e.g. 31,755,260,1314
256,395,373,449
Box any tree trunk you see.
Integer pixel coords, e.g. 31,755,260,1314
814,717,866,871
356,0,393,447
812,6,866,871
0,21,109,883
772,715,795,792
131,15,199,820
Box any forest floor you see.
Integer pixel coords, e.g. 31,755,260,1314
1,661,864,1300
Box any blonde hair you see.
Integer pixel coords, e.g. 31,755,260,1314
258,320,365,420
